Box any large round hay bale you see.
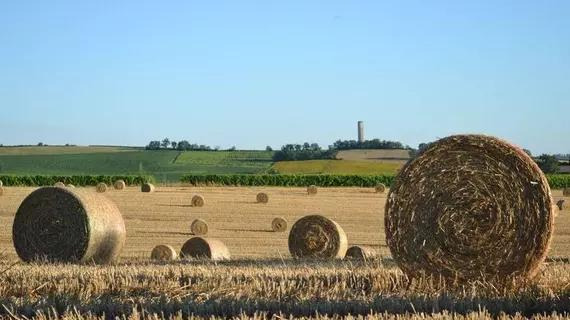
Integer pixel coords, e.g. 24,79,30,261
114,180,126,190
375,183,386,193
307,185,318,195
271,217,287,232
180,237,230,261
385,134,553,284
563,188,570,197
288,215,348,259
191,194,205,207
256,192,269,204
12,187,126,263
141,183,155,193
54,182,65,188
346,245,378,261
150,244,177,261
96,183,108,193
190,219,209,235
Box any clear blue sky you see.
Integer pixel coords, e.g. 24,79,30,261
0,1,568,154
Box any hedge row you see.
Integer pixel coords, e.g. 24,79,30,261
181,173,570,189
0,175,154,187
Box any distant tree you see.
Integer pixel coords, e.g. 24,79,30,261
161,138,170,149
171,141,177,150
177,140,191,150
265,145,273,151
522,149,532,157
37,142,44,146
536,154,559,174
229,146,237,151
145,141,161,150
214,146,221,151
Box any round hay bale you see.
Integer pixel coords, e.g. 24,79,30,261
66,184,75,188
563,188,570,197
190,219,209,235
556,200,569,211
0,186,3,197
345,245,378,261
12,186,126,263
141,183,155,193
180,237,230,261
288,215,348,259
191,194,205,207
385,134,554,285
0,180,3,187
54,182,65,188
375,183,386,193
256,192,269,204
271,217,288,232
114,180,126,190
307,185,318,195
150,244,177,261
96,183,108,193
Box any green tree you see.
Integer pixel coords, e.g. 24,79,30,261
537,154,559,174
161,138,170,149
265,145,273,151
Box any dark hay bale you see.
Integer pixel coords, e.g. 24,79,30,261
151,244,177,261
375,183,386,193
256,192,269,203
12,187,126,264
191,195,205,207
385,134,553,285
307,185,318,195
564,188,570,197
556,200,568,211
141,183,155,193
345,245,378,261
190,219,209,235
114,180,126,190
288,215,348,259
180,237,230,261
96,183,108,193
271,217,288,232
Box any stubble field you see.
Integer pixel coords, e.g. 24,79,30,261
1,186,570,319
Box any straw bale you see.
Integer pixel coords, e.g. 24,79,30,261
180,237,230,261
12,186,126,263
66,184,75,188
0,180,3,187
564,188,570,197
271,217,287,232
96,183,108,193
256,192,269,203
307,185,318,195
345,245,378,261
141,183,155,193
191,194,205,207
114,180,126,190
375,183,386,193
54,182,65,188
385,134,554,285
288,214,348,259
150,244,177,261
0,186,3,197
190,219,209,235
556,200,569,211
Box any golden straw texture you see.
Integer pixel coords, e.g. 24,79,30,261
96,183,107,193
385,134,553,285
180,237,230,261
271,217,287,232
150,244,177,261
54,182,65,188
114,180,126,190
256,192,269,204
307,185,318,195
12,187,126,264
288,215,348,259
375,183,386,193
141,183,155,193
190,219,209,235
191,195,205,207
345,245,378,261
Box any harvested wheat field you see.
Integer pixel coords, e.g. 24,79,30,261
1,186,570,318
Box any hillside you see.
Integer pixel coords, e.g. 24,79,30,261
0,146,136,155
335,149,410,163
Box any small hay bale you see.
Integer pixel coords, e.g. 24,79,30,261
385,134,554,285
307,185,318,195
66,184,75,188
150,244,177,261
288,214,348,259
0,186,3,197
114,180,126,190
54,182,65,188
141,183,155,193
96,183,108,193
12,186,126,263
564,188,570,197
180,237,230,261
345,245,378,261
191,194,205,207
0,180,3,187
271,217,288,232
556,200,569,211
190,219,209,235
256,192,269,203
375,183,386,193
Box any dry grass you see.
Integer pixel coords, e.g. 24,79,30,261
336,149,410,162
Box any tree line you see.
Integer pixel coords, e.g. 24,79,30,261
145,138,236,151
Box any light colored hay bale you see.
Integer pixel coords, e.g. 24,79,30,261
256,192,269,203
96,183,108,193
54,182,65,188
0,180,3,187
0,186,3,197
12,186,126,263
150,244,177,261
190,219,209,235
307,185,318,195
375,183,386,193
385,134,553,285
564,188,570,197
114,180,126,190
66,184,75,188
345,245,378,261
141,183,155,193
191,194,205,207
288,214,348,259
271,217,288,232
180,237,230,261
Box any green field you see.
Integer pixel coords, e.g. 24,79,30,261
174,150,274,167
271,160,402,174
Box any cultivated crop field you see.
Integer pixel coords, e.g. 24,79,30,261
1,186,570,318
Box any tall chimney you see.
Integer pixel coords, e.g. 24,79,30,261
358,121,364,142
